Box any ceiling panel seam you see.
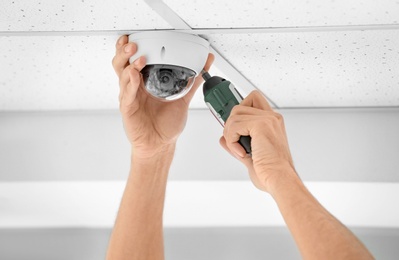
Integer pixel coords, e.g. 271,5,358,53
189,24,399,34
143,0,280,108
144,0,191,30
277,106,399,110
2,24,399,37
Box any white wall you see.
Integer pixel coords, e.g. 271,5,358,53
1,108,399,182
1,108,399,259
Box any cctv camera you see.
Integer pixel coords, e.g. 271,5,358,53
128,31,210,101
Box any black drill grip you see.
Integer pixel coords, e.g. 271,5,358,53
239,135,252,154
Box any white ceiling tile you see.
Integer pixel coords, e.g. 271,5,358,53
0,0,171,31
164,0,399,28
2,30,398,110
0,35,211,111
207,30,399,107
0,35,120,110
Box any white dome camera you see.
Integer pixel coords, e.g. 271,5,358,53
128,31,210,101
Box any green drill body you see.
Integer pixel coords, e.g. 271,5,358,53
204,80,241,125
202,72,252,154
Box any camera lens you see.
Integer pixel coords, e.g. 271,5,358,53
141,65,196,101
159,69,174,91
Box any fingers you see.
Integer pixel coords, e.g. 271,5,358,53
229,105,283,130
119,56,146,89
229,105,286,135
115,35,127,52
219,136,238,158
119,56,147,107
223,114,254,148
230,105,267,117
220,136,247,159
183,53,215,103
222,109,286,157
240,90,273,111
112,35,138,78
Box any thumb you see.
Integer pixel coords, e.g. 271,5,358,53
220,136,245,160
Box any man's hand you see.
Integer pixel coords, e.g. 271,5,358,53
112,35,214,158
220,90,296,193
220,91,374,259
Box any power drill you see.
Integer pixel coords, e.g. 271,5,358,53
202,70,252,154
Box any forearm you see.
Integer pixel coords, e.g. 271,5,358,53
269,171,374,260
106,145,175,260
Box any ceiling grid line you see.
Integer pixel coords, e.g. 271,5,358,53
143,0,280,108
2,24,399,37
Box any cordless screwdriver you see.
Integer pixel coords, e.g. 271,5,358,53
202,70,252,154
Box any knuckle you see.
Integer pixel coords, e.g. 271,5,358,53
249,90,261,100
223,128,232,143
112,56,117,67
259,113,275,128
223,122,234,138
130,42,137,53
116,35,126,48
222,126,228,137
253,90,262,97
227,113,239,124
267,113,284,129
274,113,285,127
230,105,240,115
253,90,266,102
249,90,258,97
259,118,270,129
274,112,283,121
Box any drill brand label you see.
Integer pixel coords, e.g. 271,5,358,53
206,102,225,126
204,81,243,126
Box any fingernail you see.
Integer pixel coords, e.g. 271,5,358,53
232,144,245,158
233,151,243,160
133,57,141,65
124,44,133,53
118,36,125,45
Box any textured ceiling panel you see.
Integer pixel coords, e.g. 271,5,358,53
164,0,399,28
0,0,171,31
208,30,399,107
0,35,223,111
0,35,120,110
1,30,398,110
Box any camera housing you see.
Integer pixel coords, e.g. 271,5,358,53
128,31,210,101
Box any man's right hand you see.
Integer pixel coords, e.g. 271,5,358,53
219,91,297,193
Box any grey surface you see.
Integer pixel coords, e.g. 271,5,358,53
0,227,398,260
1,108,399,181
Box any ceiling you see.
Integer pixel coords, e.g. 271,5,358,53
1,0,398,110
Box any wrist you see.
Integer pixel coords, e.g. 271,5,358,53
132,143,176,161
130,143,176,178
266,167,302,197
